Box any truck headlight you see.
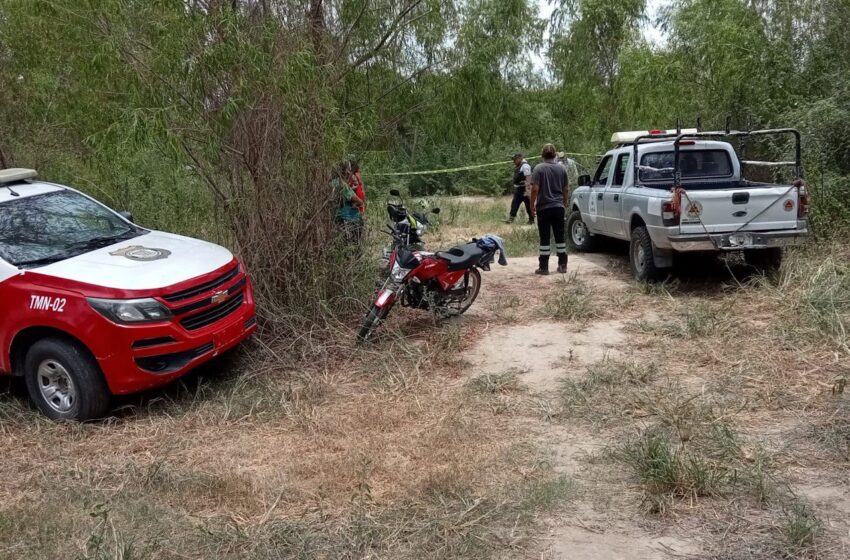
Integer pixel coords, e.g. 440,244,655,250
87,297,172,324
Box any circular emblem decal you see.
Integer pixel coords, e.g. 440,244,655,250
686,201,703,218
109,245,172,261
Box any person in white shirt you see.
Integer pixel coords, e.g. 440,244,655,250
507,153,534,224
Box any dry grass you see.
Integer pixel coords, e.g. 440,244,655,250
3,198,849,559
547,275,597,321
0,314,574,559
588,244,850,558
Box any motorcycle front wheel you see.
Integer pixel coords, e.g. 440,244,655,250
357,302,393,342
456,268,481,314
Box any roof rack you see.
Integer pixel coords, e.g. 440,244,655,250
0,168,37,184
630,128,802,187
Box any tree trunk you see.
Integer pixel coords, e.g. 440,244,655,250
308,0,325,55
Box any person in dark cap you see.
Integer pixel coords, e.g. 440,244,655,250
507,153,534,224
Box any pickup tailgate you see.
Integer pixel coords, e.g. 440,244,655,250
679,185,798,234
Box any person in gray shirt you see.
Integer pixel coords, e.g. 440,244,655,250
530,143,569,275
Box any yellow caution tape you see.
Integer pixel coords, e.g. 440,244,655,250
364,152,601,177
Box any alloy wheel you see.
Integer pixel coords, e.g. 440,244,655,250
572,220,587,245
37,359,76,414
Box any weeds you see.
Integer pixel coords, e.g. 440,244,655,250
780,500,822,557
807,400,850,461
791,256,850,349
638,277,681,296
558,360,657,424
612,430,726,513
81,505,136,560
633,301,721,338
467,371,520,395
548,276,595,321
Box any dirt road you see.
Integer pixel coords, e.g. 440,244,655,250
463,250,849,559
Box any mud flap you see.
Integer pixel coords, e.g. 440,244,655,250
653,246,674,269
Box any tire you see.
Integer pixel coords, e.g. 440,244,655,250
567,210,596,252
744,248,783,274
23,338,111,421
357,303,392,343
456,268,482,315
630,226,665,282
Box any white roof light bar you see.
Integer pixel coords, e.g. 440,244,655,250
611,129,699,145
0,168,37,184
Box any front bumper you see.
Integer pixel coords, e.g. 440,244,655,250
668,227,809,252
96,281,257,395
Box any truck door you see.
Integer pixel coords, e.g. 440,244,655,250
603,153,630,238
586,155,613,233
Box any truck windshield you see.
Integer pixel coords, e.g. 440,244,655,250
0,190,145,268
639,150,733,183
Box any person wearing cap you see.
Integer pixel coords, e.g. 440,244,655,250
557,152,579,187
507,153,534,224
530,143,569,275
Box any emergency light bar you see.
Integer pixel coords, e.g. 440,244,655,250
611,129,698,145
0,168,37,184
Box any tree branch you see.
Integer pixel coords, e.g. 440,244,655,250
348,0,426,71
333,0,371,65
343,59,442,115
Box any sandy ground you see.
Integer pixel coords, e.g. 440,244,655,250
466,254,696,558
460,251,849,559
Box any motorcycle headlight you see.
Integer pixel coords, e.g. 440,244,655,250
390,261,409,282
87,297,172,324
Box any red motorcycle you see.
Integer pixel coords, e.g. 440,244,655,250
357,238,497,342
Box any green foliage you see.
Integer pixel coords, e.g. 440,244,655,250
2,0,850,342
611,429,725,512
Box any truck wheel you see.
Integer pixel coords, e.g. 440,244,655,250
744,248,783,274
567,211,596,252
23,338,111,421
630,226,665,282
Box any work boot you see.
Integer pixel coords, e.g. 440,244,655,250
536,256,549,275
557,255,568,274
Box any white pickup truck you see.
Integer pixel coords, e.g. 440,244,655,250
567,128,810,281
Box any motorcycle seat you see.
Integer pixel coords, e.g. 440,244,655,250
437,242,485,271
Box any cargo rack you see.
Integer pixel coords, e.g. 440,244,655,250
629,118,802,187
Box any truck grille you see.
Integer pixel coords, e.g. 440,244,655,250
180,293,244,331
163,264,239,303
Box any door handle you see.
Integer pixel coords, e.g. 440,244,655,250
597,193,603,200
614,194,619,202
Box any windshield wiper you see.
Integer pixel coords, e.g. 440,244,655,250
14,256,69,269
64,230,138,252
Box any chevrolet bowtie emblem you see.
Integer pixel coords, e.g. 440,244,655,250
211,290,227,304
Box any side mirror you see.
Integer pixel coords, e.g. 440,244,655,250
119,211,135,223
389,189,401,197
431,208,441,214
577,174,591,187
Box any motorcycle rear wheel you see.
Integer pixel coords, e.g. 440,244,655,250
357,303,393,342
